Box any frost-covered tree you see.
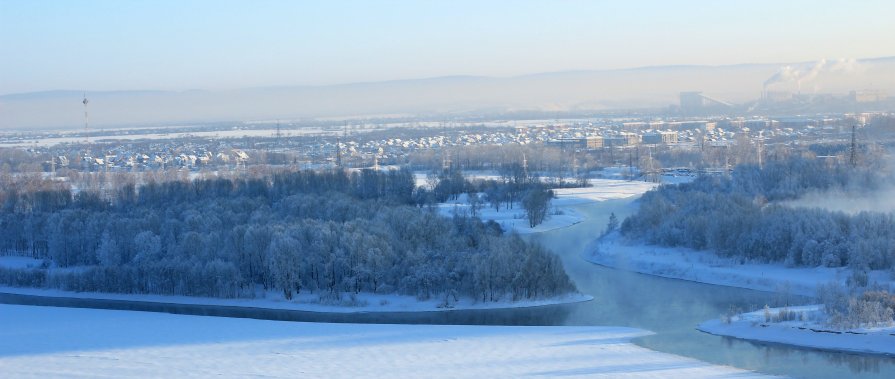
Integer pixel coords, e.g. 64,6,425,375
522,187,552,228
467,191,482,218
96,231,121,267
605,213,618,236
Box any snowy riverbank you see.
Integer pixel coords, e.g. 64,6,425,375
0,285,592,313
699,305,895,356
587,232,895,297
0,304,772,378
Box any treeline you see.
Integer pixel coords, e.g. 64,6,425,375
621,158,895,270
0,168,576,303
422,164,559,227
418,163,560,205
2,168,416,215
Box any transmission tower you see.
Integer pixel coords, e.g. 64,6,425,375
522,153,528,179
275,120,282,146
559,139,566,186
335,137,342,168
849,124,858,167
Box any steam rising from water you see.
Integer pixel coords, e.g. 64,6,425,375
779,187,895,214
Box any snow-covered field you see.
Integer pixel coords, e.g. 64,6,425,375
413,171,503,189
588,232,895,297
435,178,657,234
552,179,658,206
0,304,772,378
436,195,584,235
699,305,895,356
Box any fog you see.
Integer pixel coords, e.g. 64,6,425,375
2,57,893,130
780,187,895,215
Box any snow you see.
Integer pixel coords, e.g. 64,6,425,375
552,179,659,206
699,305,895,356
587,233,895,297
0,304,772,378
0,286,592,313
435,178,657,234
413,171,503,189
437,195,584,235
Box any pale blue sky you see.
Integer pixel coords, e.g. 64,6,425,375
1,0,892,94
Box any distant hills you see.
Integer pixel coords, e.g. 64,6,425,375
2,57,893,130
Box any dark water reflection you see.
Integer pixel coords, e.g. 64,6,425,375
0,292,573,326
2,198,894,378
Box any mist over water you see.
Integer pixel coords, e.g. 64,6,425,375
780,188,895,215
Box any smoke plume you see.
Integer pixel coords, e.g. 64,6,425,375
763,58,862,91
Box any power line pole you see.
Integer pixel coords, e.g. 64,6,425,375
757,130,763,169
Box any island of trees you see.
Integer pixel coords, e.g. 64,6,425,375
0,168,577,306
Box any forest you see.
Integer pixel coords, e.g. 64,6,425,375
620,157,895,327
621,157,894,270
0,168,577,304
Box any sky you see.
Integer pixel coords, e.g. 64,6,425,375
1,0,893,95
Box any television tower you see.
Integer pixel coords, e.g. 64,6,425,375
82,92,89,144
82,91,92,171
